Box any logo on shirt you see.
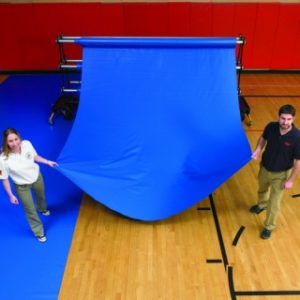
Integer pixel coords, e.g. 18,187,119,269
25,152,33,160
284,141,292,147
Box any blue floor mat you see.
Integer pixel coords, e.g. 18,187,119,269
0,75,82,299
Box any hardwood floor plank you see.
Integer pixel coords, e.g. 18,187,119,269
59,73,300,299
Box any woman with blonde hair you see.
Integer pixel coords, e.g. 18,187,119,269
0,128,57,242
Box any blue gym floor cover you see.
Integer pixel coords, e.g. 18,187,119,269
57,37,252,221
0,75,81,299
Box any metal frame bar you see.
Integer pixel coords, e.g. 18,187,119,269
57,35,245,45
62,88,80,93
60,64,80,69
236,35,245,94
65,59,82,63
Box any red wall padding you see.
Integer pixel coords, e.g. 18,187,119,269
251,3,280,69
271,4,300,69
0,2,300,70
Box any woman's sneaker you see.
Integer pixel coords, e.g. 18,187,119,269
37,235,47,243
41,210,51,216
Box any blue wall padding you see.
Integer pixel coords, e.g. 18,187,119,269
57,37,251,221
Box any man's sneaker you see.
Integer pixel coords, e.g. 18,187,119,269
41,210,51,216
249,205,265,214
37,235,47,243
260,228,272,240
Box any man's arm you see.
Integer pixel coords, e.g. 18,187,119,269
252,135,267,160
284,159,300,189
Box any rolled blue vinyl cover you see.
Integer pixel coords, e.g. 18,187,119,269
57,37,251,221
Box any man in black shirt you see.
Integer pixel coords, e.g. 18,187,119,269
250,104,300,239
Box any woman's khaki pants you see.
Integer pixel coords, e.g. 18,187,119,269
14,173,47,237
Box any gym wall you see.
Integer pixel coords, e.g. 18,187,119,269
0,1,299,71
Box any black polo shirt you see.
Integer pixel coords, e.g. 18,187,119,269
262,122,300,172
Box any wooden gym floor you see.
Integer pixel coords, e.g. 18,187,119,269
2,73,300,299
59,73,300,300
